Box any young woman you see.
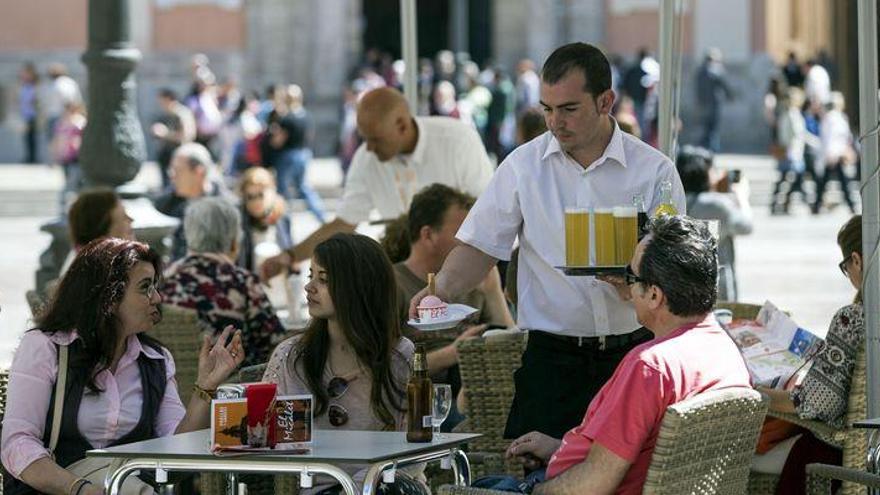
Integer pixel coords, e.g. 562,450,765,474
752,214,865,493
263,233,420,494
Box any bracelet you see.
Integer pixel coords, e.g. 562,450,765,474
73,480,93,495
67,478,88,495
193,384,216,402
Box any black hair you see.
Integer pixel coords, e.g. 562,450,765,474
541,42,612,96
675,145,714,194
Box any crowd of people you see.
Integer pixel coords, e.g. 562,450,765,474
3,41,866,495
765,51,859,215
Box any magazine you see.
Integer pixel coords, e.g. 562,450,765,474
721,301,822,388
210,393,314,453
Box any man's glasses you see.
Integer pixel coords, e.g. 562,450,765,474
327,376,350,427
624,264,645,286
839,254,853,277
244,191,267,202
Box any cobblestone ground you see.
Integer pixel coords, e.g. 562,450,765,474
0,155,858,366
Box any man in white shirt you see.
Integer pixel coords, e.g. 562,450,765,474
261,86,494,279
409,42,686,440
43,63,82,141
804,59,831,105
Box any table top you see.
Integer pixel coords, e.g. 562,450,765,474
854,418,880,429
88,429,480,464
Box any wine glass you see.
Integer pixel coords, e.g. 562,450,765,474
432,384,453,439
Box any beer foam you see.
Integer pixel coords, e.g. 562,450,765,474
565,207,590,214
613,206,638,217
594,207,613,214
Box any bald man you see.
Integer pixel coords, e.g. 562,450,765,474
261,87,494,279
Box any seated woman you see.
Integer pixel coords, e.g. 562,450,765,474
61,188,134,275
1,237,243,495
263,233,422,494
161,197,286,367
236,166,293,273
752,214,865,493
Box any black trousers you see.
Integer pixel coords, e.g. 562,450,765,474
503,328,653,440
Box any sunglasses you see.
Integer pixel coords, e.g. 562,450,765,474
327,376,350,427
624,264,646,286
839,254,853,277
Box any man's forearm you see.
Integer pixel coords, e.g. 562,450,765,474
288,218,356,262
532,443,630,495
435,244,498,300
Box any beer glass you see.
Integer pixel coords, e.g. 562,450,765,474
564,208,590,266
594,208,616,266
614,206,638,265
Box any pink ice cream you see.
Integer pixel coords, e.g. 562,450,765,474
417,295,449,321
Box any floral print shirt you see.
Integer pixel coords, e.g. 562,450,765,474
792,303,864,429
161,253,286,366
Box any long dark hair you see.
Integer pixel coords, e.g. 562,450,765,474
290,233,405,428
35,237,164,393
68,189,120,247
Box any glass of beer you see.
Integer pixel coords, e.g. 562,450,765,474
614,206,638,265
564,207,590,266
594,208,616,266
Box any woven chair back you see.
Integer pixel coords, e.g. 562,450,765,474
643,387,768,495
151,305,201,404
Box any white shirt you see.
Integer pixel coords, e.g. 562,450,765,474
44,76,82,118
336,116,494,224
820,109,852,164
805,65,831,104
456,123,686,337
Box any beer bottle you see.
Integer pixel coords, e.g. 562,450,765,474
406,344,433,442
652,180,678,217
632,193,648,240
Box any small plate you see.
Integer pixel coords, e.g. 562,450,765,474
407,304,479,331
555,265,626,277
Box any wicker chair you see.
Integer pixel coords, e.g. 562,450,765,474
151,305,201,404
746,340,868,494
452,331,528,479
806,463,880,494
25,289,46,318
438,387,768,495
1,367,8,495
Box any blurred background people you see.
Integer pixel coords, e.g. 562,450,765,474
676,146,753,301
814,92,858,214
152,88,196,189
17,63,40,164
51,101,86,211
694,48,733,152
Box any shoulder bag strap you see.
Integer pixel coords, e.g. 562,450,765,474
47,344,69,456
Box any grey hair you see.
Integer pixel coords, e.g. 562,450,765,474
639,215,718,317
173,142,214,170
183,197,241,254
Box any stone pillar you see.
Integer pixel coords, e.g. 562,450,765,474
79,0,147,187
35,0,177,292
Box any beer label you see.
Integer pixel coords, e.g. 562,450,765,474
422,415,433,428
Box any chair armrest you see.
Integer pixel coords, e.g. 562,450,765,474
806,463,880,494
767,410,843,448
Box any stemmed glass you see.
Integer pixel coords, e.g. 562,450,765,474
432,384,453,439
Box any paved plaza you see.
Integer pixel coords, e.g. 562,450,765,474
0,154,857,367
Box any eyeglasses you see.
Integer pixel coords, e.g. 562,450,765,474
624,264,645,286
327,376,350,427
839,254,853,277
245,191,266,202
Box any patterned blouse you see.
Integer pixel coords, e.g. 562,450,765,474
792,303,864,429
161,253,286,366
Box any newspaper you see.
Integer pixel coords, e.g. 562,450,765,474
720,301,821,388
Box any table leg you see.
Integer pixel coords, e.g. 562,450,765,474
226,472,238,495
869,429,880,495
450,449,471,487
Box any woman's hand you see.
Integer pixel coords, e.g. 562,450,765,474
196,325,244,390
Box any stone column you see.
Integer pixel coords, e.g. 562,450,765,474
35,0,177,292
79,0,146,187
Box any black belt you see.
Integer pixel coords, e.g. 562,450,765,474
528,328,650,351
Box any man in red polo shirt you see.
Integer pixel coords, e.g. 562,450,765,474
475,216,751,494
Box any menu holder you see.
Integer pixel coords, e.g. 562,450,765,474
556,265,626,277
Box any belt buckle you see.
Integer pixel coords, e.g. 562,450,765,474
598,336,607,351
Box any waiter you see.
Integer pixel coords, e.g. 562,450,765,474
409,42,686,439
